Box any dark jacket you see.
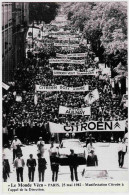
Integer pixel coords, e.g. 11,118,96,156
27,159,36,168
67,154,78,167
87,154,98,166
38,158,47,171
3,159,10,179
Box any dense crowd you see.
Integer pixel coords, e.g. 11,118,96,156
2,26,128,145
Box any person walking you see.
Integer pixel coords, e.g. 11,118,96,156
11,136,21,161
37,153,47,182
67,149,79,182
37,137,45,157
3,153,10,182
26,154,37,182
118,139,126,168
51,152,59,182
14,153,25,182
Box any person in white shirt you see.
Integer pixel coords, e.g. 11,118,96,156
37,137,45,157
11,136,21,161
14,153,25,182
87,140,95,154
118,139,126,168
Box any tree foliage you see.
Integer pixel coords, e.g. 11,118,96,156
62,2,127,67
29,3,60,24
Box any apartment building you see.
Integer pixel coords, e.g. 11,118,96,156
2,2,29,82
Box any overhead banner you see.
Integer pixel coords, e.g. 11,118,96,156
54,43,79,48
35,85,89,92
53,70,96,76
59,106,91,115
56,53,88,58
49,121,126,133
49,59,85,64
57,37,79,41
50,34,80,38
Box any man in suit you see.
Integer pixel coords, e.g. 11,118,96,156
14,153,25,182
37,153,47,182
67,149,79,182
26,154,37,182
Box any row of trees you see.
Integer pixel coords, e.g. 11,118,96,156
61,2,127,70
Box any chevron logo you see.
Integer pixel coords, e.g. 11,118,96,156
114,122,121,129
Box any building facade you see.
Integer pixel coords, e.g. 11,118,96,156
2,2,29,82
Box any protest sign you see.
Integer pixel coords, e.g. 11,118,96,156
49,121,126,133
59,106,91,115
35,85,89,92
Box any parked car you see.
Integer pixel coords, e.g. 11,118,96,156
58,139,86,166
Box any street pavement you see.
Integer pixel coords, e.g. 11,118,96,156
3,143,128,182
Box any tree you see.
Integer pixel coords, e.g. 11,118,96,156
29,3,60,24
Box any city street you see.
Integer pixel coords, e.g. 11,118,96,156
3,143,128,182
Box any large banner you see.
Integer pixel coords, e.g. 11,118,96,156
35,84,89,92
49,59,85,64
59,106,91,115
53,70,96,76
49,121,126,133
56,53,88,58
50,34,80,38
54,43,79,47
57,37,79,41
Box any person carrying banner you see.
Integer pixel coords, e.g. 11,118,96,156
26,154,37,182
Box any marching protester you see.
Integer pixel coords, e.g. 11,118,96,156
26,154,37,182
11,136,22,161
118,138,126,168
14,153,25,182
51,152,60,182
37,137,45,157
2,153,10,182
67,149,79,182
37,153,47,182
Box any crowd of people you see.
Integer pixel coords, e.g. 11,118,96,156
3,41,127,143
2,14,128,183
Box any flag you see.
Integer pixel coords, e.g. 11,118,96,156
34,93,38,105
2,82,10,90
84,89,99,104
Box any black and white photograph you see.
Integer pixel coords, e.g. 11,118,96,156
1,0,128,193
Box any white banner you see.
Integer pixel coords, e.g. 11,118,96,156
59,106,91,115
49,59,85,64
57,37,79,41
54,43,79,47
49,121,126,133
53,70,96,76
35,85,89,92
50,34,80,38
56,53,88,58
